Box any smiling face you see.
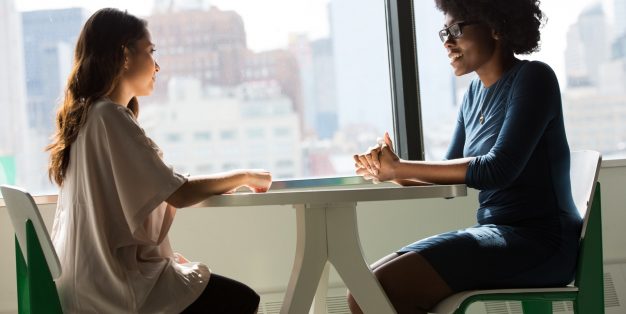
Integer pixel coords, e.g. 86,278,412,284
443,13,497,77
122,30,160,97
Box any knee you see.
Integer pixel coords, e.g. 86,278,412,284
372,268,435,312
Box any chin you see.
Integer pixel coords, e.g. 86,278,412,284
452,66,472,77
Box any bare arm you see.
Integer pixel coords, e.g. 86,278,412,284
166,170,271,208
392,157,474,185
390,179,433,186
354,132,473,185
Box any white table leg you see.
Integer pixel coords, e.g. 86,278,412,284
281,204,329,314
310,262,330,314
326,202,397,314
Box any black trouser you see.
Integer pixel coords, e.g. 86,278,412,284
181,274,260,314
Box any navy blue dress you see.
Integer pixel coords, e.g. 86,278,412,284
398,60,583,291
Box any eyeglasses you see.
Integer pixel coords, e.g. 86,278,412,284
438,21,481,43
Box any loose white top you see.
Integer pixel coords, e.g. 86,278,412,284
51,99,209,313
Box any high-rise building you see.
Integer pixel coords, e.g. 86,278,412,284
288,34,338,139
613,34,626,59
564,4,610,87
0,0,28,186
242,49,303,132
615,0,626,38
148,6,305,130
147,6,248,101
21,8,87,134
288,34,316,133
140,78,302,179
329,0,393,134
311,38,338,139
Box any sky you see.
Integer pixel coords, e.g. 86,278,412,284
14,0,331,52
15,0,618,72
13,0,619,83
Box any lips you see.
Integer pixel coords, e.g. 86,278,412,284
448,52,463,63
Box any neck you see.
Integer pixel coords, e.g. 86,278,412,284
106,83,134,107
476,47,518,88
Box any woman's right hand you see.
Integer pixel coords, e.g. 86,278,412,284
242,169,272,193
353,132,395,175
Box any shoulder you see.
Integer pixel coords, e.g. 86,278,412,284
87,99,139,129
515,60,558,84
90,98,133,118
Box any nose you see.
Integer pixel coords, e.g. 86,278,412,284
443,37,455,49
155,61,160,73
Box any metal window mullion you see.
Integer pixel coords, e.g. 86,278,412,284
385,0,424,161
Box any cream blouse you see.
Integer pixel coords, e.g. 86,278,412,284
51,99,209,313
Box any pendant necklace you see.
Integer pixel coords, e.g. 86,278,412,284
479,81,499,125
479,90,490,125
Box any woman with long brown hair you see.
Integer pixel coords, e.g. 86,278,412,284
47,8,270,313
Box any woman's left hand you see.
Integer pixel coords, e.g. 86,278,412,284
371,141,400,182
354,132,401,183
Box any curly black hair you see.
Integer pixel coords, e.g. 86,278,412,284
434,0,545,55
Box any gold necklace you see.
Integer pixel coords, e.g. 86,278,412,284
479,89,491,125
479,81,500,125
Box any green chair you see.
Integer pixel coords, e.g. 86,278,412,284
431,150,604,314
1,185,63,314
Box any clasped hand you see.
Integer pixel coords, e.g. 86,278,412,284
353,132,400,183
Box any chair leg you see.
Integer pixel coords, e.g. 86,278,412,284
522,300,552,313
573,184,605,314
26,221,63,314
15,237,31,314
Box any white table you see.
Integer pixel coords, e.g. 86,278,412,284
195,179,467,314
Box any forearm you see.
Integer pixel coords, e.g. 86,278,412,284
393,157,474,185
391,179,433,186
166,171,247,208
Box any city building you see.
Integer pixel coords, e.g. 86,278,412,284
140,78,302,179
0,0,28,186
21,8,87,133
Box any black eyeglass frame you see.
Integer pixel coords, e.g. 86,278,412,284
438,21,481,42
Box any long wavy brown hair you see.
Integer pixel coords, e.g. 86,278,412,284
47,8,147,186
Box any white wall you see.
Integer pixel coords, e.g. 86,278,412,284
1,163,625,312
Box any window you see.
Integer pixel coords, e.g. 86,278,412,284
1,0,396,195
193,131,211,141
414,0,626,161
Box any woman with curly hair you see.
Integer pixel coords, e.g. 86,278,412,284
351,0,581,313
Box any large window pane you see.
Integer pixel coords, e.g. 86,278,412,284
415,0,626,161
1,0,393,194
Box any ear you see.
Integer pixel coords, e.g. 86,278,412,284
122,46,131,70
492,29,501,40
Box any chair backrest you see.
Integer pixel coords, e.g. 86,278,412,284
569,150,602,239
1,185,62,279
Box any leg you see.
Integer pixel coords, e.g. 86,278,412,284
181,274,260,314
349,252,454,314
347,253,402,313
348,253,400,314
371,253,403,270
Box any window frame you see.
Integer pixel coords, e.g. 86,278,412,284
386,0,425,161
